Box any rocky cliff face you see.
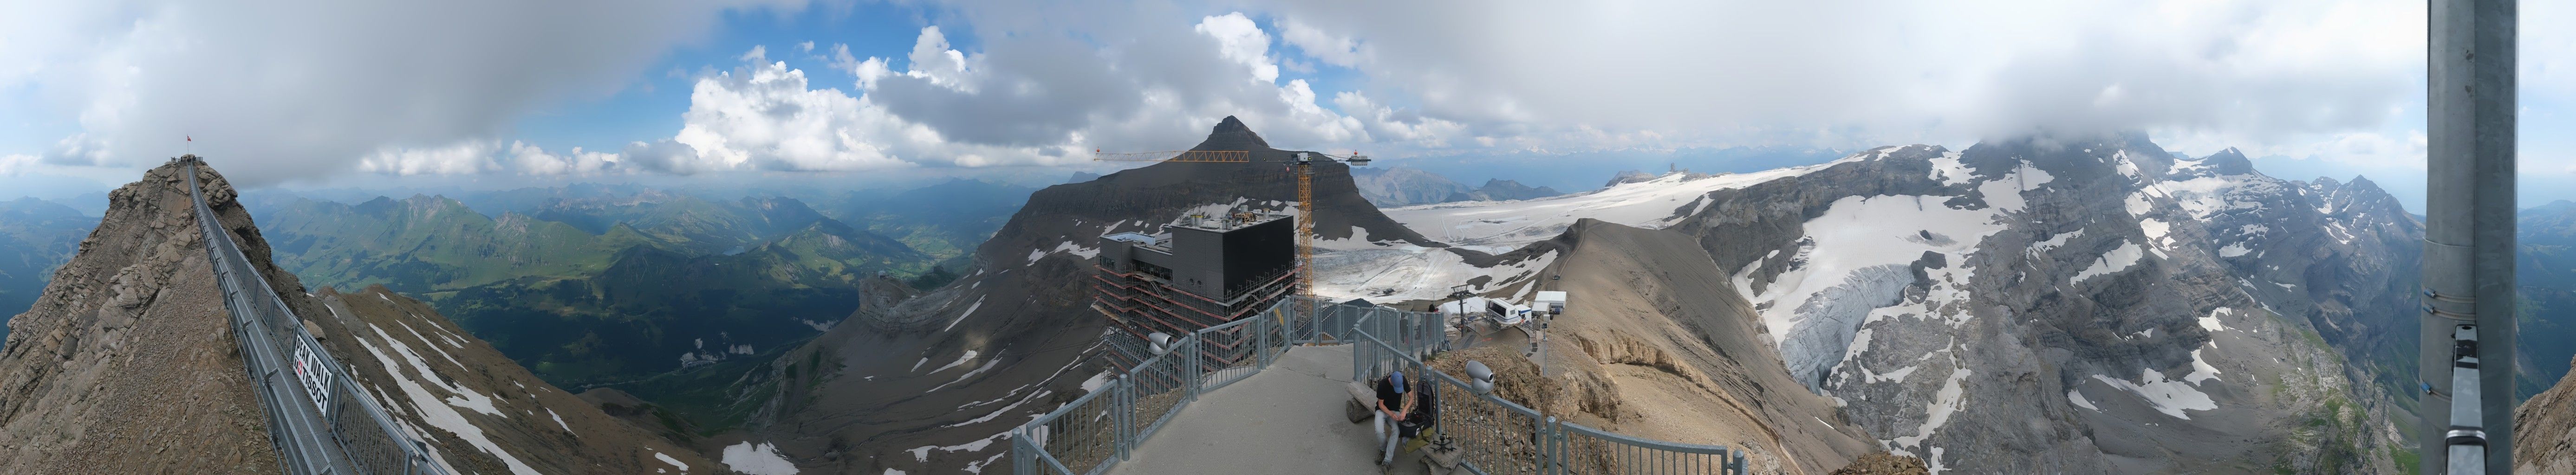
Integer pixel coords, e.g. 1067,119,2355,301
1652,136,2407,473
1527,219,1880,475
2520,356,2576,475
0,160,726,474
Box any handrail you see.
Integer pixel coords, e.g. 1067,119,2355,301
1015,294,1748,474
184,161,446,475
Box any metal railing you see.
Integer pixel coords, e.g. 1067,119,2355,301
1015,295,1742,475
1357,327,1748,475
1352,302,1450,387
186,161,447,475
1015,295,1340,475
1555,420,1745,475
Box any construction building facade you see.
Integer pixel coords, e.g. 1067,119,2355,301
1092,209,1298,366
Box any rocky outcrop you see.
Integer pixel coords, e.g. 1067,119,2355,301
0,161,279,474
1829,453,1931,475
0,160,728,474
2519,355,2576,475
1604,170,1659,187
1527,219,1880,475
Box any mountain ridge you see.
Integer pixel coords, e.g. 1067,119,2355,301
0,160,729,474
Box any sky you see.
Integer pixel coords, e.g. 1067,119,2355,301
0,0,2570,211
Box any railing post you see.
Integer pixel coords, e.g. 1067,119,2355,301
1114,375,1133,461
1543,416,1560,475
1183,335,1202,402
1257,313,1273,369
1011,430,1030,475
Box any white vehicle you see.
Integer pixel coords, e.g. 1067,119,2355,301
1535,291,1568,315
1443,296,1531,328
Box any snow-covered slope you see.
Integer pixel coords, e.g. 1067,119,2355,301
313,286,726,475
1339,137,2411,474
1377,158,1857,248
1316,152,1875,302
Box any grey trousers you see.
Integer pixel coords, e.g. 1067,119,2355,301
1374,411,1400,464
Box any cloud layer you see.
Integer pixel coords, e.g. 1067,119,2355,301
0,0,804,185
16,0,2573,200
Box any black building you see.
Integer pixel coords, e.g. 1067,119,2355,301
1092,209,1298,359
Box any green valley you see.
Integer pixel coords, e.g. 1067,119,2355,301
248,182,1026,399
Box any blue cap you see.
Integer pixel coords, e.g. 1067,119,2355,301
1390,370,1407,393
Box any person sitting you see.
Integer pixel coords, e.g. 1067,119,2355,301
1374,370,1418,467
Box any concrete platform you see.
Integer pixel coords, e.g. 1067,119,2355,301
1115,344,1449,475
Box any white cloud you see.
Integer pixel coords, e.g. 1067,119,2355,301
0,0,806,186
1279,19,1365,67
0,154,38,176
1333,91,1465,148
16,0,2576,208
653,15,1378,174
1252,0,2429,148
903,26,976,91
671,50,926,172
358,141,501,176
356,140,621,176
1195,13,1280,83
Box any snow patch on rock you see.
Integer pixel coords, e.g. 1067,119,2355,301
940,296,987,333
2090,366,2219,419
1975,161,2054,212
722,441,800,475
1927,152,1974,186
2199,308,2232,332
2072,240,2145,284
2217,243,2251,257
2030,229,2083,256
353,324,540,475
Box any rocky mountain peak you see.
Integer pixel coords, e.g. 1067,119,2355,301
1190,115,1271,151
1603,169,1658,187
0,160,280,473
0,160,725,474
2197,147,2257,175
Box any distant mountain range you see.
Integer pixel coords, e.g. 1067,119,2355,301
160,180,1008,444
1391,145,1854,193
0,198,94,345
1349,166,1563,206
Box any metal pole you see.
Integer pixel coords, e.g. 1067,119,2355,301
2424,0,2516,473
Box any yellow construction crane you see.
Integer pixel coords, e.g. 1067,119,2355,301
1272,151,1368,301
1092,150,1250,163
1090,148,1369,302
